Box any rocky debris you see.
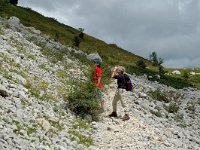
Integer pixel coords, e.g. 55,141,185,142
0,16,99,150
91,74,200,150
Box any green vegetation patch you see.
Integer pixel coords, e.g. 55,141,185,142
164,102,179,113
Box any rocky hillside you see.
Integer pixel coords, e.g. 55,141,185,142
0,16,99,150
0,16,200,150
92,75,200,150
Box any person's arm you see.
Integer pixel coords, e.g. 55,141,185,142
111,66,118,78
97,76,101,86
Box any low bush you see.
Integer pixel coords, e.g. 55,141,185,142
136,60,146,69
148,89,170,103
187,101,196,114
164,102,179,113
150,110,162,117
66,66,100,118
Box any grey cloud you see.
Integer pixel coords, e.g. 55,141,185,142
18,0,200,68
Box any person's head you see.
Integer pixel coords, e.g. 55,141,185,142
116,66,125,74
95,61,101,68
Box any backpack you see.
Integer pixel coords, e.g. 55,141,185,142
123,74,133,91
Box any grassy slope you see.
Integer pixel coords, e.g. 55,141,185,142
1,4,150,67
1,4,198,89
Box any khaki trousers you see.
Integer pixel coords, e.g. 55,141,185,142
112,88,128,113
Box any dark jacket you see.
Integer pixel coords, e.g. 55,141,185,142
113,74,126,89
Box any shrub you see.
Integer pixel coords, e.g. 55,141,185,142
66,65,105,118
183,72,189,81
148,89,170,103
187,101,195,114
165,102,179,113
159,66,165,77
136,60,146,69
55,32,59,42
150,110,162,117
174,113,186,128
67,81,99,117
72,36,80,47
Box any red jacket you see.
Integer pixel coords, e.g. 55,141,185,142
94,65,103,89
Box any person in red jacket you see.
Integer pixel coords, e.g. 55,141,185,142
94,62,104,111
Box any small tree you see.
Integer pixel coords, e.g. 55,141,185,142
149,51,163,66
78,28,84,39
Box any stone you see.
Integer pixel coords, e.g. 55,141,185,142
8,16,21,30
0,85,9,97
88,145,100,150
76,144,87,150
36,118,51,131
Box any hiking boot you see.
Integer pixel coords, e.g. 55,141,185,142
108,112,117,117
122,114,130,121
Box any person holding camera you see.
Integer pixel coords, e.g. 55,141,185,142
108,66,130,121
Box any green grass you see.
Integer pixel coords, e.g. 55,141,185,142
164,102,179,113
69,130,94,147
165,68,200,89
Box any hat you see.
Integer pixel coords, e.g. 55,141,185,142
94,58,101,65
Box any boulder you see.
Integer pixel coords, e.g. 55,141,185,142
87,52,102,63
8,16,21,31
172,70,181,75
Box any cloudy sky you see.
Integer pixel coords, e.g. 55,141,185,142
18,0,200,68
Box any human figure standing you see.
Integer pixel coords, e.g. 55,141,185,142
108,66,130,121
94,62,104,111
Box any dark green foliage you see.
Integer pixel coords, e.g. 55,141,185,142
150,110,162,117
187,101,196,114
126,65,152,76
72,36,80,47
149,51,163,66
136,59,146,69
67,81,99,117
164,102,179,113
54,32,59,42
79,32,84,39
78,28,84,39
182,72,189,81
159,66,165,78
0,0,8,11
9,0,18,5
159,75,191,89
67,66,100,117
148,89,170,103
